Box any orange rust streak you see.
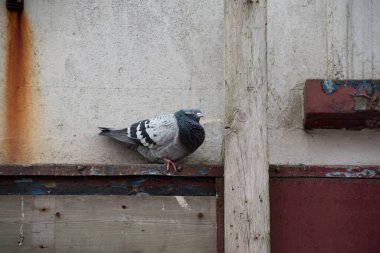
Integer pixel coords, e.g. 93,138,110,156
3,12,34,163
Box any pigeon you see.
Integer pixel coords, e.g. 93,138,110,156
98,109,205,172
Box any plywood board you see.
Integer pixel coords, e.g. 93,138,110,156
0,196,216,253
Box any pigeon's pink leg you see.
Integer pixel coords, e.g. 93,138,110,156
164,158,177,172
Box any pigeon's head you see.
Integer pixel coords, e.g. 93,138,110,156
180,109,204,122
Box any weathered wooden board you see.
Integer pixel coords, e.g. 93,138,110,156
225,0,270,252
0,196,216,253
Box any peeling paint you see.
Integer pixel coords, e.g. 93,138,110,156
352,94,380,112
141,168,165,175
321,80,380,96
351,95,371,112
306,80,380,129
31,189,46,195
365,118,380,128
270,165,380,179
194,167,210,176
321,80,339,94
372,96,380,111
326,168,377,178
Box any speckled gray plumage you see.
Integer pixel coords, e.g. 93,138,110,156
99,109,205,163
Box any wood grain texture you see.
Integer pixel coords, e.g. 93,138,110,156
0,196,216,253
225,0,270,252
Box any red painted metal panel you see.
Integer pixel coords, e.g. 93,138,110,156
304,79,380,129
270,178,380,253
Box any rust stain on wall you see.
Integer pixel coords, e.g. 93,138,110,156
2,12,38,163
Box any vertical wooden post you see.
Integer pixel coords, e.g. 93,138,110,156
224,0,269,252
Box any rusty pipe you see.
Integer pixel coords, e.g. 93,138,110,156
6,0,24,12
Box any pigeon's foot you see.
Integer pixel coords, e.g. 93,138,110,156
164,158,177,172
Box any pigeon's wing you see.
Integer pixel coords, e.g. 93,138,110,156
98,127,137,145
126,113,178,149
99,113,178,148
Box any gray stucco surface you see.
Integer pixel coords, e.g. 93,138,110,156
0,1,224,165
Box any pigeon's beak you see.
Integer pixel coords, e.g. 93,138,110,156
196,112,204,118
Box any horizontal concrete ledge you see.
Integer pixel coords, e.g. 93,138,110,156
304,79,380,129
270,165,380,179
0,164,224,177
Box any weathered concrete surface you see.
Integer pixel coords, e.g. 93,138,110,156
0,1,224,164
2,0,379,166
268,0,380,165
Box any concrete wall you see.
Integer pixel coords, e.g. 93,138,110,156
0,0,224,165
1,0,379,166
268,0,380,165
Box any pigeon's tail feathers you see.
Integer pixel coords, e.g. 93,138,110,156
98,127,116,132
98,127,137,145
